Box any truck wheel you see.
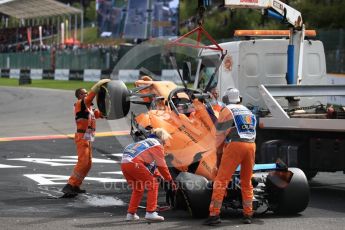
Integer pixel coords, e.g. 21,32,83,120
267,168,310,215
97,80,130,119
175,172,212,218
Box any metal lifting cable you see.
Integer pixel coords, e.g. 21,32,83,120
165,2,225,90
168,52,188,89
203,51,226,93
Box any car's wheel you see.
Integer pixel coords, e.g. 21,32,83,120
304,170,318,180
173,189,188,210
266,167,310,215
97,80,130,119
175,172,212,218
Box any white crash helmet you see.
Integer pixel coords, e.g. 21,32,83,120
222,87,241,104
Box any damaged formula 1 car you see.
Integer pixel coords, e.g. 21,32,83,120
96,77,310,218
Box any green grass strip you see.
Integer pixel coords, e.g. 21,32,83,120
0,78,135,90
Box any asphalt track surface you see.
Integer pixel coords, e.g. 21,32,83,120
0,86,344,230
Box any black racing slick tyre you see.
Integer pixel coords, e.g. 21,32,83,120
267,167,310,215
97,80,130,119
175,172,212,218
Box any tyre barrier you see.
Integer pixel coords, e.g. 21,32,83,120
0,68,109,82
0,68,189,83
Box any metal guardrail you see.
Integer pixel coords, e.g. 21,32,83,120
265,84,345,97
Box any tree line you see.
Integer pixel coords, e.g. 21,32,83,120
180,0,345,40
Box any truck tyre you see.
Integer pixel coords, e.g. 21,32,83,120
175,172,212,218
267,167,310,215
97,80,130,119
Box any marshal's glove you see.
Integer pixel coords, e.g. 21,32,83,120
91,79,111,93
167,180,177,191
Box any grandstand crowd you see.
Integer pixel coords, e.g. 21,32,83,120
0,25,55,52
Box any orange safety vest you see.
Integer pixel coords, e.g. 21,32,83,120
74,93,98,141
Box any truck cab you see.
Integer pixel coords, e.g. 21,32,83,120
195,35,327,109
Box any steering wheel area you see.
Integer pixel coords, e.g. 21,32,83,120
168,88,200,115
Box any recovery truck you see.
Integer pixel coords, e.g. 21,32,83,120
190,0,345,179
96,0,335,216
93,0,342,217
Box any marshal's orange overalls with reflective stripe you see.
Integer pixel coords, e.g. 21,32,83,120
68,91,102,187
121,138,173,213
209,104,257,217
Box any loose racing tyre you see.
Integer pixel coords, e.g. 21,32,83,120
267,167,310,215
175,172,212,218
97,80,130,119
